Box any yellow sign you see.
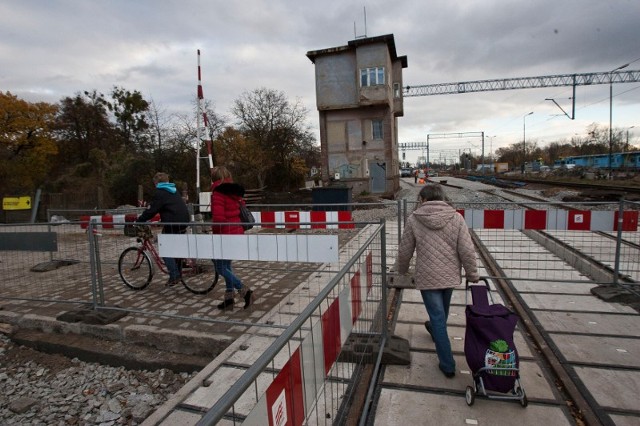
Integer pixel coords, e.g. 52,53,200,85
3,196,31,210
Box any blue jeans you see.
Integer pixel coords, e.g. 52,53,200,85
213,259,243,292
164,257,182,281
421,288,455,373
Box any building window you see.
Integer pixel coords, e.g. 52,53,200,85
372,119,383,139
393,83,401,98
360,67,385,87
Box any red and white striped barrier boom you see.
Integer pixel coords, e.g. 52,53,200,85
457,209,638,231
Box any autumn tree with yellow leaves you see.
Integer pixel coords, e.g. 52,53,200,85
0,91,58,195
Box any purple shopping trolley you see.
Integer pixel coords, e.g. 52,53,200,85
464,278,527,407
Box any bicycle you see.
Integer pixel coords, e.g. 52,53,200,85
118,225,219,294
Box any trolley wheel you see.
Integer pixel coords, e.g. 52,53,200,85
520,390,528,408
465,386,475,406
118,247,153,290
181,261,219,295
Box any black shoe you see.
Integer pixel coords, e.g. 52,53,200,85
424,321,434,341
166,277,179,287
243,290,255,309
218,299,234,310
439,365,456,378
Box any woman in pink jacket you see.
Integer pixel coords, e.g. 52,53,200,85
396,183,479,378
210,166,255,310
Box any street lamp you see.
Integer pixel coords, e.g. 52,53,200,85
488,135,496,173
626,126,635,152
523,112,533,174
609,63,630,178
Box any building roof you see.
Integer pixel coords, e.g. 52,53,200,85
306,33,408,68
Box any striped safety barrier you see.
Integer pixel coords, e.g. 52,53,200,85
252,210,354,229
457,209,639,231
79,211,354,230
243,252,374,425
79,209,637,232
79,214,159,230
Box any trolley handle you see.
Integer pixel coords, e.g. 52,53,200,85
465,276,490,291
465,277,494,306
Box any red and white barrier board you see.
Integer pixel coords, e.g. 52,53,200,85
80,213,160,230
79,211,352,230
79,214,128,230
457,209,638,231
252,210,354,230
243,252,374,426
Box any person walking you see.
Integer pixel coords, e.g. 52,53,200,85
395,183,479,378
138,172,190,286
210,166,255,310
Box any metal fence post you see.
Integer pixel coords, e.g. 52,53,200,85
397,199,402,247
380,218,388,340
86,221,104,308
614,198,624,286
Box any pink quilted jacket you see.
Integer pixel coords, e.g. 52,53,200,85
396,201,479,290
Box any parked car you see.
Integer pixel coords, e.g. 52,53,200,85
400,168,413,177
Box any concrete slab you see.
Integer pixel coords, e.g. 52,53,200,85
534,311,640,337
573,366,640,412
159,409,208,425
511,280,595,294
482,245,549,253
501,269,587,281
550,334,640,368
373,389,571,426
182,366,271,415
609,414,640,426
382,352,557,401
497,259,570,270
520,293,637,313
490,252,563,261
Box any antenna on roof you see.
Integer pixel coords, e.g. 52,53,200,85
364,6,367,37
354,6,368,39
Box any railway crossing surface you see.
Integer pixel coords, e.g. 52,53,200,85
140,176,640,426
1,176,638,425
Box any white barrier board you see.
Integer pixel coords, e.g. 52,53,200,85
158,233,339,263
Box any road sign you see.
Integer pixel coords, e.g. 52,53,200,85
2,196,31,210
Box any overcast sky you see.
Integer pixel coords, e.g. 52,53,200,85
2,0,640,164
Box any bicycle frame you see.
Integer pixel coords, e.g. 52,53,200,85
120,227,218,294
139,237,168,275
138,236,199,276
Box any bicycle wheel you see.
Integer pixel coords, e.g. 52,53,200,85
118,247,153,290
181,260,219,294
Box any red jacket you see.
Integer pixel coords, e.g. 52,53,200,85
210,178,245,235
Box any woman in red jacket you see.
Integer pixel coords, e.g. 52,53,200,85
210,166,255,309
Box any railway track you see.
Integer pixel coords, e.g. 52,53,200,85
464,186,639,424
385,179,640,425
493,176,640,198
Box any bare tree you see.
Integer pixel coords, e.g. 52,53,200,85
232,88,316,189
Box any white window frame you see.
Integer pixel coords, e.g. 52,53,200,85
360,67,385,87
372,119,384,140
393,82,401,98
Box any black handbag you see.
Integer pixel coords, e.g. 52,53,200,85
239,201,255,231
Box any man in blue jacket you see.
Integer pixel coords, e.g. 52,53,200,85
138,172,190,286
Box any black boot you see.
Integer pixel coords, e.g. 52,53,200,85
243,289,255,309
217,299,234,309
218,291,235,310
